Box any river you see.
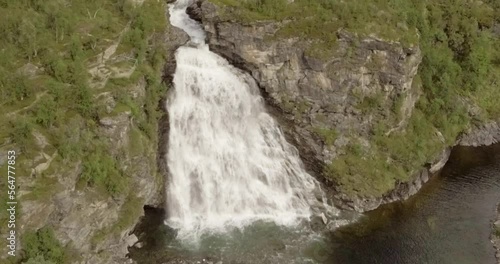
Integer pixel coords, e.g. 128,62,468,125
129,1,500,263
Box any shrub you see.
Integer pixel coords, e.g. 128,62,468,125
22,227,67,264
9,119,33,151
80,150,128,197
0,74,33,104
73,84,96,119
34,96,59,127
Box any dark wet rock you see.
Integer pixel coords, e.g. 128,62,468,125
187,0,203,22
458,121,500,147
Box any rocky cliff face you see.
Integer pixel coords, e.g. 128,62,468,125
458,121,500,147
192,1,421,161
188,0,500,212
188,0,434,211
0,7,188,264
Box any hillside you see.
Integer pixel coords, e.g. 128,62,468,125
0,0,186,263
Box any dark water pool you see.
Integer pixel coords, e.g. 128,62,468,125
328,144,500,264
130,144,500,264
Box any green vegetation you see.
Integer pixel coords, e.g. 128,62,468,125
0,0,168,260
314,127,338,146
211,0,419,58
357,92,385,114
21,227,69,264
9,120,34,152
328,110,445,196
80,150,127,197
336,0,499,197
211,0,500,197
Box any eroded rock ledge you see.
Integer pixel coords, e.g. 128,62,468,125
459,121,500,147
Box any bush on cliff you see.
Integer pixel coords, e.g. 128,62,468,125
80,150,128,197
22,227,68,264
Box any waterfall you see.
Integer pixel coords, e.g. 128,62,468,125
165,0,331,241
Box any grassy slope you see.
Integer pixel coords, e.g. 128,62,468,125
210,0,500,197
0,0,168,263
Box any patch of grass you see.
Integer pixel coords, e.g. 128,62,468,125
128,127,145,156
80,150,128,198
23,176,60,202
314,127,338,146
211,0,420,60
326,145,403,197
327,110,445,197
391,93,406,119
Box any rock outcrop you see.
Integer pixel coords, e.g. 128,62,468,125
188,0,432,211
458,121,500,147
192,0,421,160
187,0,500,212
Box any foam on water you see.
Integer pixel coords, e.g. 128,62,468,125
165,0,334,242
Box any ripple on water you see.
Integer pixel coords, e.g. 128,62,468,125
328,143,500,264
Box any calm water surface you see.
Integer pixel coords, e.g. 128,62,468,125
131,144,500,264
328,143,500,264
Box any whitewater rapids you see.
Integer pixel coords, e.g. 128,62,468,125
165,0,333,241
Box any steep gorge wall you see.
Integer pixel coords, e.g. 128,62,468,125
0,4,188,264
188,0,496,212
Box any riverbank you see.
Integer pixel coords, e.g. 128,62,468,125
327,143,500,264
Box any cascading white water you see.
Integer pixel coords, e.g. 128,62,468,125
166,0,332,241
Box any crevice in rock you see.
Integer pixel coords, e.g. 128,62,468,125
129,205,173,262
